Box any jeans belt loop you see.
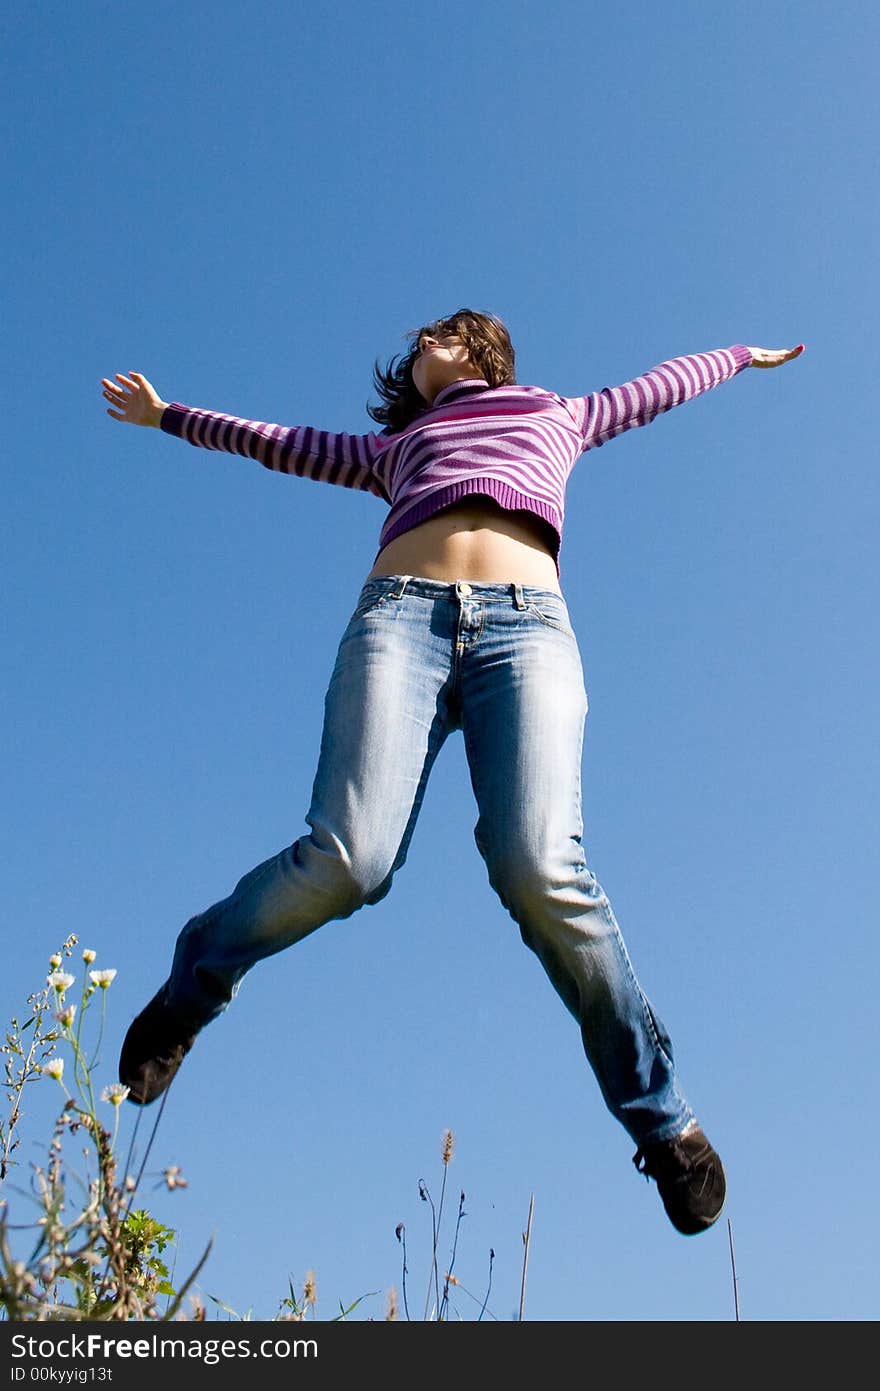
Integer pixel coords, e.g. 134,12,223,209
389,575,411,600
513,583,526,610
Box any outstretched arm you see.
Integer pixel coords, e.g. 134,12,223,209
564,343,804,451
100,371,390,499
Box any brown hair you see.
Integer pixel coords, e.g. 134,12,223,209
367,308,516,433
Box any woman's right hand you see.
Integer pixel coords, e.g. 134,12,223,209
101,372,168,427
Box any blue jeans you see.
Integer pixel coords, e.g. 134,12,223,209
166,576,695,1146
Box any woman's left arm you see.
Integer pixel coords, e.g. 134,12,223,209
565,343,804,450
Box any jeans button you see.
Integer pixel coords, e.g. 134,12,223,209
458,581,472,597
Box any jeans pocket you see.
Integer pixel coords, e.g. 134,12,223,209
349,582,389,621
527,598,573,634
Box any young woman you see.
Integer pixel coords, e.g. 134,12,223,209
101,312,802,1235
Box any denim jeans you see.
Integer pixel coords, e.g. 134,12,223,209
166,576,694,1146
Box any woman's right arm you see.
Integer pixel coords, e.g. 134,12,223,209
100,371,390,499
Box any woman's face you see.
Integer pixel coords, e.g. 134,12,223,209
412,331,484,404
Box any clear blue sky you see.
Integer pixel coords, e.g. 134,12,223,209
4,0,877,1322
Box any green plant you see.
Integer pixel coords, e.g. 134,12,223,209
0,936,208,1320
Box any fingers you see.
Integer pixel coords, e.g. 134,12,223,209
101,369,164,427
102,373,144,410
102,373,140,420
101,374,136,397
747,344,805,369
102,382,126,408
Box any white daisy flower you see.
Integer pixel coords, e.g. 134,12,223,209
101,1084,130,1107
89,969,117,989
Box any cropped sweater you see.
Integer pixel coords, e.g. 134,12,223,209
160,344,753,571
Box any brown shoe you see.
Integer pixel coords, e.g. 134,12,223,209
633,1123,726,1235
118,984,198,1105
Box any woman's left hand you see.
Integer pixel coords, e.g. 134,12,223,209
747,344,805,369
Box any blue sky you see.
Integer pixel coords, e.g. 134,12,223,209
4,0,877,1322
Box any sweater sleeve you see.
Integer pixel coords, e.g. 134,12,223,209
561,345,753,451
159,402,391,500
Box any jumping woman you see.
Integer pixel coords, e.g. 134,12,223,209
101,313,803,1235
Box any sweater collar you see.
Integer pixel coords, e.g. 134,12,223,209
430,377,490,407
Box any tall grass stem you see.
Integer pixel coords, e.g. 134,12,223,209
727,1218,740,1321
518,1193,534,1322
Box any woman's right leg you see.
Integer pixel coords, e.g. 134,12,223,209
119,577,454,1101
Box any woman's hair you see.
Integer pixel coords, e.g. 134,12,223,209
368,308,516,433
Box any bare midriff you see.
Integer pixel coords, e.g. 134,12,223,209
367,498,562,592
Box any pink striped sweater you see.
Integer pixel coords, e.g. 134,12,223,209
160,343,753,571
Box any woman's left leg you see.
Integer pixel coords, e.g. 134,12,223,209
458,586,694,1149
